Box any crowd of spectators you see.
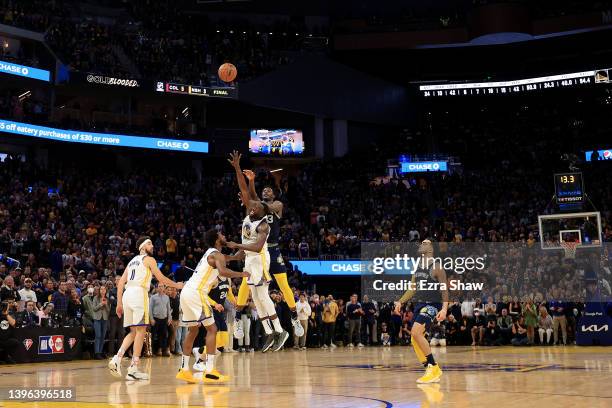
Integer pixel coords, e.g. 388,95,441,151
0,0,319,85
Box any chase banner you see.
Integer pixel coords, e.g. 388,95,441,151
0,60,51,82
0,119,208,153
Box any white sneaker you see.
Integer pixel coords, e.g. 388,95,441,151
322,344,328,349
234,319,244,339
330,343,337,349
126,365,149,381
108,355,122,378
357,343,364,348
347,343,354,348
292,318,304,337
193,359,205,372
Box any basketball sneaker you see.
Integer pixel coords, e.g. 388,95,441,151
234,319,244,339
416,364,442,384
292,318,304,337
176,369,199,384
193,359,205,372
108,355,122,378
272,330,289,352
357,343,364,348
203,369,229,383
126,365,149,381
262,334,275,353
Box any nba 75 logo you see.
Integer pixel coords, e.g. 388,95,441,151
23,338,33,351
38,335,64,354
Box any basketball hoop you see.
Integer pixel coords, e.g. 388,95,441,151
560,241,579,259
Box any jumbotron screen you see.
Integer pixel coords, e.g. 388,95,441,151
249,129,304,156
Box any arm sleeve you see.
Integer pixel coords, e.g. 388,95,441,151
207,296,217,306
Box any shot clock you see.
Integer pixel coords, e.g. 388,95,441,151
554,172,584,206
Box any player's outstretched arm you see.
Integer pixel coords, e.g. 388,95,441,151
228,150,250,208
212,252,250,279
227,223,269,253
243,169,260,201
225,250,245,262
145,257,184,289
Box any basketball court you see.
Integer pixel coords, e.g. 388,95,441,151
1,346,610,407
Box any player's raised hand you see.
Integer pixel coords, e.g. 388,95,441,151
243,169,255,181
227,150,241,168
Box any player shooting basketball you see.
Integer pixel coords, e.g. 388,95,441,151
241,168,303,337
227,151,290,352
398,239,449,383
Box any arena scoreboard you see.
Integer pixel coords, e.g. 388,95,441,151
554,172,584,206
420,68,611,97
155,81,237,98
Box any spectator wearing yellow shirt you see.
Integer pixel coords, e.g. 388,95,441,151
322,295,338,349
166,235,177,260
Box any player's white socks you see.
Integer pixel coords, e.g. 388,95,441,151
116,347,125,359
192,347,201,361
261,319,273,335
271,317,283,334
181,355,190,370
205,354,215,373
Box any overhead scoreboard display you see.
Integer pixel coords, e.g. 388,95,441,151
155,81,237,98
554,172,584,206
420,68,611,97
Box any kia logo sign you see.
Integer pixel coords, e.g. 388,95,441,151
581,324,608,332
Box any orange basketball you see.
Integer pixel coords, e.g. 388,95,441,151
218,63,237,82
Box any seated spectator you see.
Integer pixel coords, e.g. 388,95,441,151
37,302,54,326
0,276,21,303
67,289,84,325
497,308,513,344
380,322,391,346
537,306,553,345
18,278,37,305
51,282,69,316
484,319,504,346
511,316,530,346
18,300,39,327
471,309,486,346
445,314,460,345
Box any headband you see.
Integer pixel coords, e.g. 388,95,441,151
139,239,152,252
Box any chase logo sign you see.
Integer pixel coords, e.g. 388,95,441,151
0,60,51,82
291,260,369,276
400,161,448,173
38,335,64,354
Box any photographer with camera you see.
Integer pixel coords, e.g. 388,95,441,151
0,301,19,363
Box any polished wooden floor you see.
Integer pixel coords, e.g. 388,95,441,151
1,346,611,407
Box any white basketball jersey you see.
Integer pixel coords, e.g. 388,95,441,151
125,255,151,289
242,215,269,256
184,248,219,294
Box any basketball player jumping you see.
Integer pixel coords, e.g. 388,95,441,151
398,239,448,383
241,168,303,336
227,151,290,352
176,229,249,383
108,237,184,380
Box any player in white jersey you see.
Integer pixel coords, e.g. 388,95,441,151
176,229,249,384
227,149,290,353
108,236,184,381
